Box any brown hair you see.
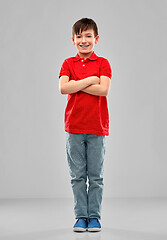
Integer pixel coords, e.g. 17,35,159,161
72,18,98,37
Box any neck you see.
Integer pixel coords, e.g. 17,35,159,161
78,51,94,59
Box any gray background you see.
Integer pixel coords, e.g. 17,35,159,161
0,0,167,199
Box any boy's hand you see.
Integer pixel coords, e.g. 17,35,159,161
88,76,100,85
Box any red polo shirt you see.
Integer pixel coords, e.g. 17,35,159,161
59,51,112,135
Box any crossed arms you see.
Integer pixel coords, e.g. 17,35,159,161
59,75,111,96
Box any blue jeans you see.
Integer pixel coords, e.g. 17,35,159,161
66,132,106,220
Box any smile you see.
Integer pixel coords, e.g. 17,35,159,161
80,45,89,48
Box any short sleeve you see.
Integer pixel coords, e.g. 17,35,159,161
59,59,70,79
100,58,112,79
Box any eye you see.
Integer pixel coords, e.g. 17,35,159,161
87,35,92,37
76,36,81,38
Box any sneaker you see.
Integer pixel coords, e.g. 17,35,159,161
73,218,87,232
88,218,101,232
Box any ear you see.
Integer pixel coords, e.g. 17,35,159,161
95,35,99,44
72,37,75,45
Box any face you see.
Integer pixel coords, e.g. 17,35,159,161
72,29,99,58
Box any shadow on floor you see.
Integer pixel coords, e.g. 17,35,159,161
1,227,167,240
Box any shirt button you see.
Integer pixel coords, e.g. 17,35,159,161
83,64,85,67
81,60,83,62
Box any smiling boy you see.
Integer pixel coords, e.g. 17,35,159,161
59,18,112,232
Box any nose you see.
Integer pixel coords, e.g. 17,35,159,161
81,36,86,43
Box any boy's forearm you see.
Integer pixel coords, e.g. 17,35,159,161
82,84,108,96
61,76,98,94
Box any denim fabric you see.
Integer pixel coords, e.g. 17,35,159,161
66,132,106,220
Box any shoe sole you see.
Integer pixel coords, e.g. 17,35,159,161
88,228,101,232
73,227,87,232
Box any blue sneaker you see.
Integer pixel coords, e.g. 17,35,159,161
88,218,101,232
73,218,87,232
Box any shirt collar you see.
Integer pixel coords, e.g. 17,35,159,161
73,51,98,62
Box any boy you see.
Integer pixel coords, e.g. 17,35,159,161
59,18,112,232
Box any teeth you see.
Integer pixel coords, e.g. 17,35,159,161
80,45,89,47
